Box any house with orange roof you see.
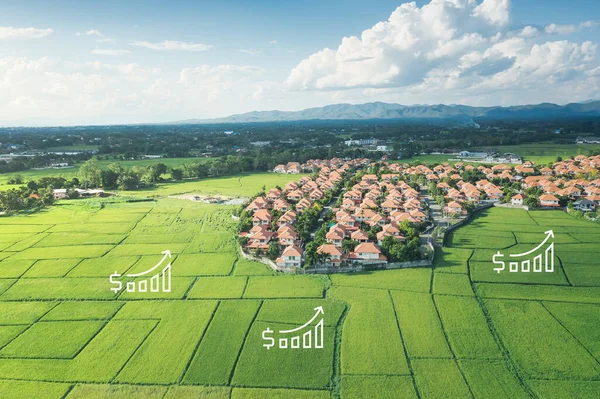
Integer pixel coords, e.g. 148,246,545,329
350,229,369,243
381,198,401,213
273,199,290,212
286,189,303,202
443,201,466,216
326,227,345,247
284,181,298,192
317,244,343,266
511,194,524,206
267,188,282,201
246,196,269,212
277,227,298,247
539,194,560,207
296,198,312,212
277,210,297,227
276,245,303,268
252,209,272,226
348,242,387,263
361,198,379,209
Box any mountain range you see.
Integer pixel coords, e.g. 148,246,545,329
171,100,600,125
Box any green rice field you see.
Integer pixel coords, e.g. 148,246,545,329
0,175,599,398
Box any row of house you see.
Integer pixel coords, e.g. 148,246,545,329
244,158,372,268
315,169,428,266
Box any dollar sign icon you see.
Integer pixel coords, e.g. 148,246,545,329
262,328,274,350
492,252,505,274
109,271,122,293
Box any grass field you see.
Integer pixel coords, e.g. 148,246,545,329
398,143,600,165
0,174,599,398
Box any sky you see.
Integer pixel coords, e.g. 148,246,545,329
0,0,599,125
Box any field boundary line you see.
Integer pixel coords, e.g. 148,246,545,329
110,319,161,383
331,302,349,399
182,277,199,300
60,384,75,399
388,290,422,399
466,239,537,398
240,276,250,298
0,301,61,352
65,320,111,360
539,301,600,366
470,293,537,396
525,210,540,226
226,300,263,386
60,258,86,278
431,295,476,399
229,257,240,277
555,255,573,287
178,301,222,384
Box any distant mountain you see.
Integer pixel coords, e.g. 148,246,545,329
170,100,600,125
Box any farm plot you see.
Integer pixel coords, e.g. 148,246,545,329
231,320,336,389
23,259,82,278
329,268,431,293
483,299,600,379
257,299,346,327
186,276,247,299
433,247,471,274
542,302,600,359
0,320,105,359
171,253,236,276
433,295,502,359
1,277,117,300
113,301,218,384
475,283,600,303
390,291,451,358
341,375,417,399
432,273,474,296
459,360,531,399
412,358,472,399
243,276,325,299
183,300,260,385
329,286,408,375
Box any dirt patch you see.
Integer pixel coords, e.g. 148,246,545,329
169,193,248,205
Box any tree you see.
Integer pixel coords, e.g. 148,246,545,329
117,171,140,190
267,241,280,260
66,188,80,199
342,239,357,253
524,197,538,208
38,188,55,206
171,168,184,180
101,169,119,189
78,158,102,188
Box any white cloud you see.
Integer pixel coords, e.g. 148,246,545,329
85,29,104,37
91,49,131,56
0,26,53,40
269,40,278,45
519,26,539,38
580,21,599,29
472,0,511,27
0,57,274,124
545,23,576,35
285,0,600,107
239,49,261,55
82,29,115,44
129,40,211,52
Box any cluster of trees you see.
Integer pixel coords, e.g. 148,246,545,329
379,220,422,262
0,176,71,212
77,159,171,190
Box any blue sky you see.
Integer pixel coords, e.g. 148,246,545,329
0,0,599,125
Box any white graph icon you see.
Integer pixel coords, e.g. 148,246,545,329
262,306,324,350
109,250,172,293
492,230,554,273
